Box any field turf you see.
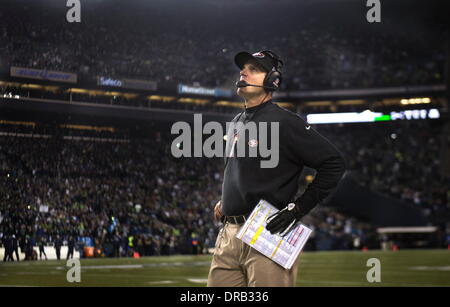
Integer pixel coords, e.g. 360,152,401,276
0,249,449,287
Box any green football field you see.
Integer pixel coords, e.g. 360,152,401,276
0,249,449,287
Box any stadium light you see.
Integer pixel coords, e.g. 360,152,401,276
307,108,440,124
400,97,431,105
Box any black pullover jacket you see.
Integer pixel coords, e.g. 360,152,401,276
221,99,346,217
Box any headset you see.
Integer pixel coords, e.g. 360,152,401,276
236,50,283,92
262,50,283,91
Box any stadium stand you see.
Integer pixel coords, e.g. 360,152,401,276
0,0,449,260
0,0,446,91
1,116,448,259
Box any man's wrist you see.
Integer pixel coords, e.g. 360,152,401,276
292,201,308,220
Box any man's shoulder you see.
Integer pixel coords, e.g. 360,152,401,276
269,102,306,122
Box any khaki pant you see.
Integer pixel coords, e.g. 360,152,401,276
207,222,298,287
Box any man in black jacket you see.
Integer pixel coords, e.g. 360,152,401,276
66,236,75,260
54,235,62,260
2,235,13,261
12,235,20,261
38,237,48,260
207,50,346,287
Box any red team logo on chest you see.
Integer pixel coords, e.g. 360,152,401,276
248,139,258,147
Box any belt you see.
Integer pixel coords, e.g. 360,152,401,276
223,215,248,225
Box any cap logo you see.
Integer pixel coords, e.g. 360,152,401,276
252,52,265,58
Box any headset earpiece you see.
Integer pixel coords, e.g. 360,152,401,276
261,51,283,91
264,67,282,91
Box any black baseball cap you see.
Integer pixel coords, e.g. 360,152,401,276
234,50,283,72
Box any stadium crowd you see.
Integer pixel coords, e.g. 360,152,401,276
318,120,449,226
0,0,446,92
0,126,222,259
1,117,449,260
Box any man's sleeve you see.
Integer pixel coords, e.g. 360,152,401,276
283,115,347,217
